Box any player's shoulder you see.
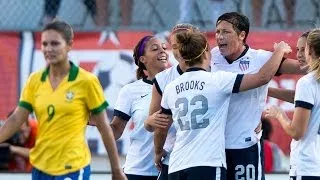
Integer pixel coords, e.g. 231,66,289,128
156,65,176,78
29,69,44,81
210,47,225,62
247,47,272,58
120,79,144,93
163,73,182,92
27,67,49,85
210,46,220,55
77,67,96,80
298,72,316,85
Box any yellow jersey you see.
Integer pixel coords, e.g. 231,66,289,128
18,62,108,175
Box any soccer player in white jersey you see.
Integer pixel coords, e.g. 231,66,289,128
110,35,169,180
144,23,201,180
265,28,320,180
267,31,310,180
211,12,306,179
154,31,291,180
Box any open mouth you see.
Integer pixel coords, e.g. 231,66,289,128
158,55,168,62
218,43,228,49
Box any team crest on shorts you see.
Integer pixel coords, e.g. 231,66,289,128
66,90,74,102
239,58,250,71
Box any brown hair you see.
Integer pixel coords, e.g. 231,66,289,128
133,35,154,79
43,19,74,45
307,28,320,80
301,31,310,38
176,32,208,67
217,12,250,44
171,23,200,34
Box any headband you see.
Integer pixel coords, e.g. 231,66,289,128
185,43,208,62
135,36,153,66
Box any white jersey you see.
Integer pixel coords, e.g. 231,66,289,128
114,78,158,176
161,68,243,173
289,139,300,176
154,64,183,165
294,72,320,176
211,46,272,149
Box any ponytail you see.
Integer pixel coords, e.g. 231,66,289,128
307,29,320,80
136,62,147,80
133,35,153,79
308,59,320,81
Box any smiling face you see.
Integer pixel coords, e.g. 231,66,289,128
41,29,71,65
296,36,307,67
140,37,169,74
169,34,183,63
215,20,246,61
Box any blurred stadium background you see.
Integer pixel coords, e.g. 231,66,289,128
0,0,320,178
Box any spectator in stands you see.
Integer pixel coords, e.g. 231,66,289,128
8,117,38,172
261,116,285,173
0,111,38,172
179,0,226,25
42,0,132,27
252,0,296,27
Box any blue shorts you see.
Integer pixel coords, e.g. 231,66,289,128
126,174,157,180
291,176,296,180
32,165,90,180
157,164,169,180
225,140,265,180
298,176,320,180
168,166,226,180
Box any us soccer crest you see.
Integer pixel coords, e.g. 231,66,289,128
65,90,74,102
239,58,250,71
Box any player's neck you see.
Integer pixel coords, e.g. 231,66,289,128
225,44,247,63
49,60,70,78
179,62,188,72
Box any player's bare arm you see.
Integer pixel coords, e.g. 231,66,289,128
0,107,29,143
239,41,292,92
110,116,128,140
90,111,127,180
265,106,311,140
278,58,308,75
153,116,172,171
144,85,166,132
268,87,295,103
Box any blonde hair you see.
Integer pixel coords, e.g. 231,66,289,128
307,28,320,80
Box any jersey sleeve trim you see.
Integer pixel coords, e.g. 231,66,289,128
18,101,33,112
153,78,163,96
113,109,131,121
232,74,244,93
275,58,286,76
161,107,172,115
295,100,314,110
91,101,109,114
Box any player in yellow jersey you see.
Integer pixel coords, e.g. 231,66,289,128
0,20,127,180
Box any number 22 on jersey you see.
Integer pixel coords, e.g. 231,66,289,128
175,95,209,131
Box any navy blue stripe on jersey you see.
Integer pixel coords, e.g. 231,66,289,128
177,65,184,75
161,107,172,115
275,58,286,76
143,78,153,85
153,78,163,96
232,74,244,93
114,109,131,121
186,67,206,72
295,100,314,110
